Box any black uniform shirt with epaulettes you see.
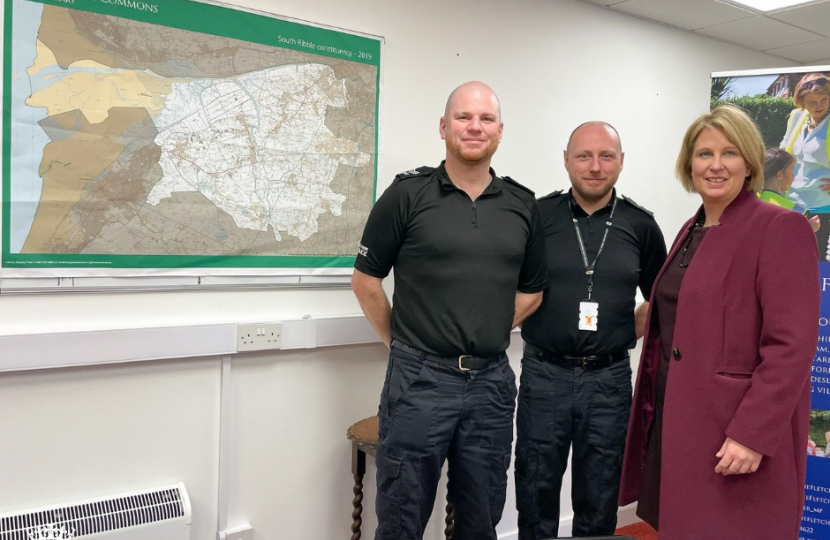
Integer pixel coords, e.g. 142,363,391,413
355,161,549,357
521,188,667,356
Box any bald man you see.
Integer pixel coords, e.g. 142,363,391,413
352,82,549,540
515,122,666,538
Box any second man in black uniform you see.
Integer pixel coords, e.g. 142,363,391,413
514,121,667,539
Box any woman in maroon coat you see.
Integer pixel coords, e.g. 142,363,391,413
619,105,820,540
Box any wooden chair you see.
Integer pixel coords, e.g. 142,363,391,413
347,415,454,540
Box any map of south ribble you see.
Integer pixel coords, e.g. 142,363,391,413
3,0,380,268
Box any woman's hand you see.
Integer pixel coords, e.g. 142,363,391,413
819,177,830,194
715,437,763,475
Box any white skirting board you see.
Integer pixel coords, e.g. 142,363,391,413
0,315,380,372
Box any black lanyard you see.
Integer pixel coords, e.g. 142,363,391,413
568,197,617,300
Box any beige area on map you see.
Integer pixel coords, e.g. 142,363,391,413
27,39,58,76
21,108,159,253
26,59,172,124
22,4,378,257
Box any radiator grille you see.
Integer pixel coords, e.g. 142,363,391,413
0,487,186,540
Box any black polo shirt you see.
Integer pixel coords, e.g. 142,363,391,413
521,188,667,356
355,162,549,357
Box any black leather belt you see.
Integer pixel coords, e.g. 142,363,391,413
391,340,501,371
523,342,629,371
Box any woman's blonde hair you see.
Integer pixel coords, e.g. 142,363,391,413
675,104,765,193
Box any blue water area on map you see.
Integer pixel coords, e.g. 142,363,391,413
9,0,49,253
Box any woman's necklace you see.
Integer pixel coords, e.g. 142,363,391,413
808,114,828,131
678,211,706,268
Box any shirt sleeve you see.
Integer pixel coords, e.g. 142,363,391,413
353,181,408,278
517,200,550,293
638,218,668,299
780,109,797,149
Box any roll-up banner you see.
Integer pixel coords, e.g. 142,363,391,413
711,65,830,540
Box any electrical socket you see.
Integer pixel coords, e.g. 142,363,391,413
237,323,282,351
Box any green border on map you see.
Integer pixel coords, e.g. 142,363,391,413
2,0,380,269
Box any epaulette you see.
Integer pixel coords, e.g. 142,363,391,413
502,176,535,196
537,189,564,201
393,166,434,184
621,195,654,216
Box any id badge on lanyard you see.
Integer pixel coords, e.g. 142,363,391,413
578,300,599,332
570,197,616,333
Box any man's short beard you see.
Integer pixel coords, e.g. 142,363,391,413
447,139,500,164
572,179,616,203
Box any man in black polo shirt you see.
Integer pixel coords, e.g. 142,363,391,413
515,122,667,539
351,81,548,540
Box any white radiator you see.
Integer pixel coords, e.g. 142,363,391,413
0,482,191,540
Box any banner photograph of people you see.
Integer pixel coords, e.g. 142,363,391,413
712,67,830,255
711,65,830,540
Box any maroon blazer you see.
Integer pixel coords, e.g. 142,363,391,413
619,188,820,540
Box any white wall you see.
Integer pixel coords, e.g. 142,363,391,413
0,0,797,539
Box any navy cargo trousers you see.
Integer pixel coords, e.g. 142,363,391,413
514,349,633,539
374,344,517,540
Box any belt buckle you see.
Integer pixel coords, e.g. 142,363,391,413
458,354,472,371
581,357,590,370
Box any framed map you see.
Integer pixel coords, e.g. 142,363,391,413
1,0,381,274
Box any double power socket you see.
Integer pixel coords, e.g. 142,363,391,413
237,323,283,352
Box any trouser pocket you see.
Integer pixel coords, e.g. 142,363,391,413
488,445,512,525
514,443,539,524
375,451,403,539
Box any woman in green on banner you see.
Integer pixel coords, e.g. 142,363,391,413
759,147,820,232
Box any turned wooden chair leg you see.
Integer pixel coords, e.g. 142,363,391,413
351,443,367,540
444,494,454,540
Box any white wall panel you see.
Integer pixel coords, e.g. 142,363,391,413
0,358,221,540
